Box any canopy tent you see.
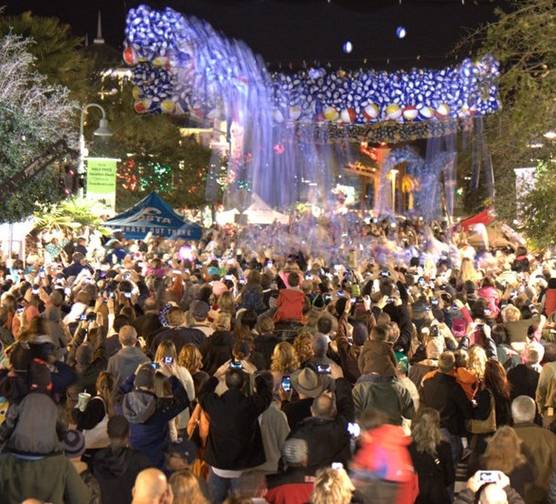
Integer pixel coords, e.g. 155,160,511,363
104,192,202,240
243,194,290,225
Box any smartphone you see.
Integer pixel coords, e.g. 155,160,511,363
281,375,292,392
380,270,390,277
64,288,71,296
163,356,173,365
150,362,160,369
477,471,502,483
79,313,87,321
347,422,361,438
418,277,426,286
230,360,243,369
124,292,132,299
331,462,344,470
32,288,39,295
317,364,331,375
431,299,439,306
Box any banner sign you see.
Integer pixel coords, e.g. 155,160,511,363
86,157,118,210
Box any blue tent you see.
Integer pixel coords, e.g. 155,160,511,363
104,192,202,240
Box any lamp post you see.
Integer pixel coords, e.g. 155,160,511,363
390,168,399,214
78,103,113,197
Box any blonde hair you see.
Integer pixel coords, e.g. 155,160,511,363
311,467,354,504
411,407,441,456
154,340,177,364
178,344,203,373
483,426,527,475
218,292,235,315
213,312,232,331
270,342,300,373
502,304,521,323
293,330,314,365
169,469,209,504
468,345,488,381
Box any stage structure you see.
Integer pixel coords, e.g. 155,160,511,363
123,5,500,219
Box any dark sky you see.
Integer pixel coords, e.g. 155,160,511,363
4,0,511,69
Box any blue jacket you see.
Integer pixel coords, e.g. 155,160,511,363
121,374,189,468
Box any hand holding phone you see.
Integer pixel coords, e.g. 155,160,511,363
281,375,292,392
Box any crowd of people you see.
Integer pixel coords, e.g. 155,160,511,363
0,217,556,504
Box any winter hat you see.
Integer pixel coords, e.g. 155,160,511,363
290,368,330,398
63,429,86,458
190,300,210,321
134,363,156,389
167,438,198,464
29,358,52,393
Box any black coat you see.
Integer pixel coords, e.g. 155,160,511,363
288,378,354,472
200,330,234,375
409,441,454,504
508,364,539,402
150,327,206,355
422,373,472,436
199,375,272,471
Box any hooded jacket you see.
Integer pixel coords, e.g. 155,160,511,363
350,424,419,504
90,446,151,504
357,340,397,377
352,374,415,426
121,375,189,468
0,391,63,456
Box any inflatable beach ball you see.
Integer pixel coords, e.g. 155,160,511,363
419,106,434,119
160,99,176,114
323,106,339,121
340,108,356,124
385,104,402,120
436,103,450,117
402,106,418,121
123,46,137,66
363,103,379,121
134,99,151,114
289,105,302,121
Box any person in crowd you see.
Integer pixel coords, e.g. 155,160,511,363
133,297,163,346
288,372,354,472
422,351,473,465
350,410,419,504
478,426,535,500
107,325,150,384
535,352,556,427
188,300,215,338
72,370,113,451
250,370,290,475
508,343,543,401
409,407,455,504
199,368,272,503
274,272,306,323
310,466,354,504
265,438,315,504
454,471,527,504
270,341,300,385
409,336,443,392
512,395,556,504
283,367,331,430
169,469,209,504
201,312,234,375
353,333,415,424
132,468,174,504
89,415,152,504
121,362,190,468
150,306,206,355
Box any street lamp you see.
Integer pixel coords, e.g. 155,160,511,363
78,103,113,196
390,168,399,213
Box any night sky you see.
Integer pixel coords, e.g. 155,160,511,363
4,0,511,69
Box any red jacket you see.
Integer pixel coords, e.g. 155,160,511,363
351,424,419,504
545,288,556,317
273,289,305,323
265,468,314,504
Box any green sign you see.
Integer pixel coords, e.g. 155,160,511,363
86,157,117,195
